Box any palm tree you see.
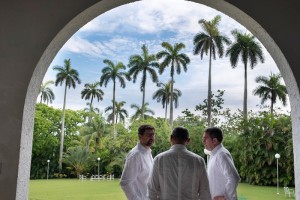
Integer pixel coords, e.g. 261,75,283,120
152,81,182,120
226,30,264,120
81,82,104,110
39,80,55,104
89,113,107,151
156,42,190,128
193,15,231,127
108,151,127,171
130,102,155,121
53,58,81,172
99,59,129,137
77,126,95,152
253,73,287,115
105,101,128,124
81,81,104,123
79,113,107,152
128,44,159,119
62,146,96,178
83,102,100,114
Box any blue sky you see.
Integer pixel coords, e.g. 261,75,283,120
42,0,289,119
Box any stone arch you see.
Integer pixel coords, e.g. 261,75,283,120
18,0,300,199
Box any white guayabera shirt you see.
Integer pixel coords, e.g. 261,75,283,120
207,144,240,200
120,143,153,200
147,144,212,200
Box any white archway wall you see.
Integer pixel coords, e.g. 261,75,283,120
18,0,300,199
17,1,136,199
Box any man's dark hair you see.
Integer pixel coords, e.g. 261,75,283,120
171,126,189,142
204,127,223,142
138,124,155,135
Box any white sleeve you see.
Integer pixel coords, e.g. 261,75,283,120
220,152,240,200
147,157,160,200
120,154,140,200
198,158,212,200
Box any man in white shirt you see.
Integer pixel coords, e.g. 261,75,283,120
120,124,155,200
147,127,211,200
202,127,240,200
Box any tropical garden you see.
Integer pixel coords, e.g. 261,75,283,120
32,13,293,194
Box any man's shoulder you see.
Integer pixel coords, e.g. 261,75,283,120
153,149,172,160
217,146,231,156
156,149,170,157
185,150,205,161
187,150,202,157
126,145,142,159
155,149,203,159
213,146,233,162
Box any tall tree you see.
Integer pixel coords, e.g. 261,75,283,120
83,102,100,114
226,30,264,120
253,73,287,115
193,15,231,127
81,81,104,113
152,81,182,120
79,113,107,152
39,80,55,104
130,102,155,121
195,90,228,126
100,59,128,137
105,100,128,124
53,58,81,172
128,44,159,120
156,42,190,128
62,146,96,177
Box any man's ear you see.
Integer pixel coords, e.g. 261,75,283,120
185,138,190,145
170,135,174,145
212,138,219,145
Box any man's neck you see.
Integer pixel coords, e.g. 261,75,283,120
139,143,150,150
211,143,222,154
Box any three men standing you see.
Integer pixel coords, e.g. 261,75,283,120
120,125,239,200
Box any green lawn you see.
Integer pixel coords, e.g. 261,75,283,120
29,179,126,200
29,179,294,200
237,183,294,200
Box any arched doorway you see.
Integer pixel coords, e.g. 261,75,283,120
16,0,300,199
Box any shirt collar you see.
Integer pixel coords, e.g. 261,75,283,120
211,143,223,155
204,148,211,155
138,143,152,153
170,144,187,150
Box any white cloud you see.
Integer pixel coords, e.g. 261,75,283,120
42,0,290,121
79,0,233,36
63,37,101,58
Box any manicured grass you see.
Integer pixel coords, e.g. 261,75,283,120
29,179,126,200
29,179,294,200
237,183,294,200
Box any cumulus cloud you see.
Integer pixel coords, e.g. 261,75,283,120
42,0,290,120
